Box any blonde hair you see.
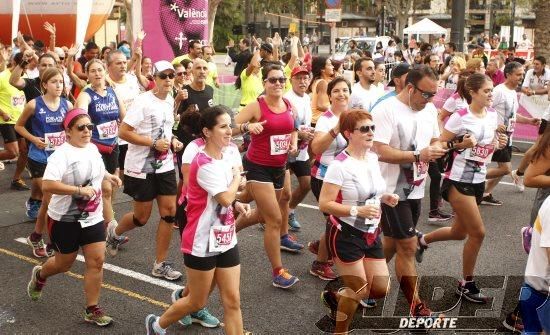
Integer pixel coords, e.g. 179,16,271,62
452,56,467,71
466,58,484,72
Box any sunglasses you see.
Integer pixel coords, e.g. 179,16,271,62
264,77,286,84
355,125,375,133
76,123,94,131
176,72,186,76
157,72,175,80
413,85,436,100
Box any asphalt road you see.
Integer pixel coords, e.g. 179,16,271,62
0,141,537,334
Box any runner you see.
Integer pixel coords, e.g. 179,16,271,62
319,110,397,333
26,108,122,327
348,57,377,111
234,64,300,288
371,65,447,316
75,59,126,241
284,66,313,231
106,61,185,281
308,77,352,281
309,56,334,126
146,106,249,335
15,68,72,258
235,50,262,111
416,73,508,303
482,62,540,206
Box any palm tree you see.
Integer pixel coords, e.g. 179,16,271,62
534,0,550,60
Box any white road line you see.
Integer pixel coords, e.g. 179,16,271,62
14,238,181,291
514,140,535,144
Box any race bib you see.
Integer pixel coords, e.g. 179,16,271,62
11,95,25,107
124,169,147,179
465,144,495,163
45,131,66,151
97,120,118,140
270,134,291,155
208,224,236,253
364,198,381,226
413,161,429,182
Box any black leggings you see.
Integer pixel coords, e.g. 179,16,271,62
428,161,442,211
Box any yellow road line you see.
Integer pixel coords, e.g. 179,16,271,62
0,247,169,309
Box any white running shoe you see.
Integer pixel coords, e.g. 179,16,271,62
511,170,525,192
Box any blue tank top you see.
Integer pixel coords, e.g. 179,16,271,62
29,96,69,164
85,87,120,146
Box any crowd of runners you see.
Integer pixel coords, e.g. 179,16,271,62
0,25,548,334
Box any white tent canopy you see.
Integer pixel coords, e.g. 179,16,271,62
403,18,447,35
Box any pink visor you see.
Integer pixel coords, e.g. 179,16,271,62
63,108,89,130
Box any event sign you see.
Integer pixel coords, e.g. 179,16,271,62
142,0,209,62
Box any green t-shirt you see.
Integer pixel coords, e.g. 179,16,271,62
172,54,190,65
239,69,263,110
0,70,26,124
205,61,218,87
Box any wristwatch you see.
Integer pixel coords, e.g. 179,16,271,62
350,206,358,217
413,150,421,163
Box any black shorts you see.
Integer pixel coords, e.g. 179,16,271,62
123,169,177,202
101,145,119,174
118,144,128,170
47,217,105,254
243,156,286,190
491,146,512,163
288,160,311,178
380,199,422,239
27,158,47,179
441,179,485,205
327,218,384,262
184,245,240,271
311,176,323,201
539,119,547,135
0,124,21,143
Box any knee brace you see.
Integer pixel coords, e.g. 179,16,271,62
133,215,146,227
161,215,176,224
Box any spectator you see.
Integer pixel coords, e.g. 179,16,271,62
486,58,505,86
227,38,252,77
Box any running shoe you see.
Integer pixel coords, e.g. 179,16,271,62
105,220,128,256
310,261,337,280
145,314,166,335
415,231,428,263
320,290,339,320
11,178,30,190
511,170,525,192
428,209,453,222
360,298,377,308
272,268,299,289
25,199,40,220
456,280,489,303
280,234,304,252
26,236,48,258
502,307,523,333
481,194,502,206
27,265,45,301
170,288,192,326
288,212,301,231
307,240,334,264
152,261,182,281
84,305,113,327
521,226,532,254
189,308,220,328
411,301,434,317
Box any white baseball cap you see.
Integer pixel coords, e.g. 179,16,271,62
154,60,175,74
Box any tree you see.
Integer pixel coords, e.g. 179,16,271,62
533,0,550,60
383,0,414,39
208,0,223,45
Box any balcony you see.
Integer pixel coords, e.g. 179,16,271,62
469,0,486,10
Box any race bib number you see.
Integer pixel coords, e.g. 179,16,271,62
45,131,66,151
507,118,516,133
413,161,428,182
97,120,118,140
11,95,25,108
270,134,291,155
465,144,495,163
208,224,236,253
364,198,381,226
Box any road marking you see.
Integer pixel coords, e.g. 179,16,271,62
14,238,181,291
514,140,534,144
0,247,170,309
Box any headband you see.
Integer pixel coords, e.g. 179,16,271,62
63,108,88,130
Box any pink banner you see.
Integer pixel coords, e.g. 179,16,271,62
142,0,208,62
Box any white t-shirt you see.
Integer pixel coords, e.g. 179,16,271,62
181,138,242,167
123,91,175,177
492,84,518,143
442,92,468,114
111,74,142,146
444,107,499,184
285,89,312,162
371,96,440,200
43,142,105,226
312,110,347,180
525,196,550,294
349,82,378,112
182,152,237,257
522,69,550,91
324,151,386,232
